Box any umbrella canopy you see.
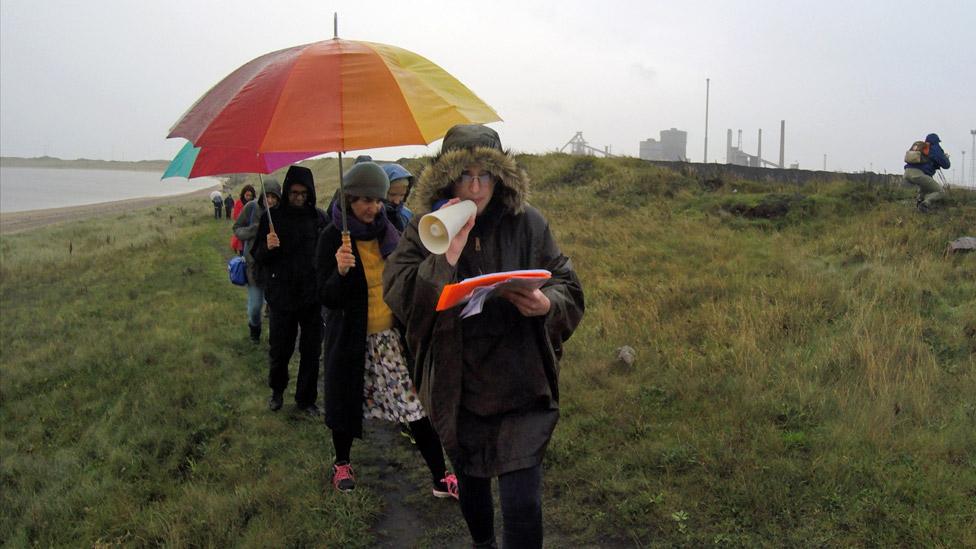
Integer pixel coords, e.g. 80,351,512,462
161,141,322,179
167,38,501,153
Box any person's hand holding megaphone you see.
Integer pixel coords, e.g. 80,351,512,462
441,198,477,267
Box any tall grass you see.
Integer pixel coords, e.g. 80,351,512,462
520,154,976,546
0,200,462,547
2,155,974,546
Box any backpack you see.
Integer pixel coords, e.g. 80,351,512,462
228,255,248,286
904,140,930,164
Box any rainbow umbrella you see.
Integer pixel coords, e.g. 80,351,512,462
167,35,500,230
161,141,322,179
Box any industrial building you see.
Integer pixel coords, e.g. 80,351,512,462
726,120,788,168
639,128,687,161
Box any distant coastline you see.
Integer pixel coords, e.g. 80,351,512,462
0,155,169,172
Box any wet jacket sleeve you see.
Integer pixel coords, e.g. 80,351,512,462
251,211,279,266
931,144,951,169
382,220,457,351
233,202,259,241
535,220,585,353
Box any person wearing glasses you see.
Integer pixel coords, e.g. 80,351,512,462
383,124,585,548
253,165,326,417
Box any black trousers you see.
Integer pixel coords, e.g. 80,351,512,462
267,302,321,407
458,465,543,549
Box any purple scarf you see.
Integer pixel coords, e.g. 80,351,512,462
330,200,400,258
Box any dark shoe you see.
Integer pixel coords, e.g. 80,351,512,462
472,537,498,548
268,391,283,412
332,461,356,492
297,403,322,418
249,324,261,343
917,201,931,213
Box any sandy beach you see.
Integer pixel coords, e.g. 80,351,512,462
0,185,219,235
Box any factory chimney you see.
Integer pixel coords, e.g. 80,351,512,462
727,129,733,163
779,120,785,169
757,129,762,168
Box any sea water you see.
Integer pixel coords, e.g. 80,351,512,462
0,167,219,213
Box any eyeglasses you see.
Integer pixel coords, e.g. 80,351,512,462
459,172,494,185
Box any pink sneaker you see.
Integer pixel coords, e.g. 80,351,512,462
332,462,355,492
433,473,459,500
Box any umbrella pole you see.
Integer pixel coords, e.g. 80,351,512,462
258,173,275,234
337,151,351,253
338,152,348,232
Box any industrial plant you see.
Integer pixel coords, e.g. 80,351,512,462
725,120,793,169
639,128,687,162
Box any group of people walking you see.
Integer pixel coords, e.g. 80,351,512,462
210,189,239,219
226,124,585,548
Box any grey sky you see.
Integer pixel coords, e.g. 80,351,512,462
1,0,973,178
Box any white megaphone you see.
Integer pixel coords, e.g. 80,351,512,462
419,200,477,254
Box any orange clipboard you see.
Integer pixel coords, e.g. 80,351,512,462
435,269,551,312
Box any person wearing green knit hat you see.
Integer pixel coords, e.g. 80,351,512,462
316,161,458,500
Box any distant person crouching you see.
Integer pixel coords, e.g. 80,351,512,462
904,133,951,213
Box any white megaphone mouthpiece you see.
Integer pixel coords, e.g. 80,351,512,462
419,200,477,254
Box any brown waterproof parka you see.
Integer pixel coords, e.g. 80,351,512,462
383,136,584,477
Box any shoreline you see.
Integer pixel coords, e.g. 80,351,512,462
0,185,220,235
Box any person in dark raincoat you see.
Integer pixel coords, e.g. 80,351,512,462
317,162,457,499
383,125,585,548
253,166,325,415
223,194,234,219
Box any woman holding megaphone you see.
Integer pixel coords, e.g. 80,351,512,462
383,125,585,548
316,161,458,499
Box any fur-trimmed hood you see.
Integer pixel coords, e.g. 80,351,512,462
411,146,530,216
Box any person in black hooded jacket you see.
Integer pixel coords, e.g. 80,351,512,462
253,165,326,415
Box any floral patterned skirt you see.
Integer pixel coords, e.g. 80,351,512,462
362,328,426,423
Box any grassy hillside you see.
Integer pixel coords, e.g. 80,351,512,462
0,156,170,172
1,155,974,546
